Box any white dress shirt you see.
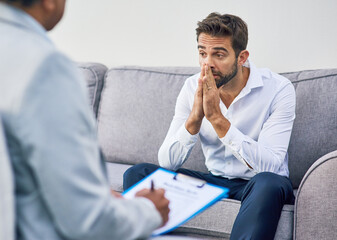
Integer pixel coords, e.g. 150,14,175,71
158,60,296,180
0,3,161,240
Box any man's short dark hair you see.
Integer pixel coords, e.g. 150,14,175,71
196,13,248,57
0,0,39,7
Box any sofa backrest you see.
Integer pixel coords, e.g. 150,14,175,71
97,66,208,173
81,63,337,189
282,69,337,188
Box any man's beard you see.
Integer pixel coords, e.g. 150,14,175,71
213,61,238,89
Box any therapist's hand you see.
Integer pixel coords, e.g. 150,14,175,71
136,188,170,226
111,190,123,198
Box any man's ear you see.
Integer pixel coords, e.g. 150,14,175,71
237,50,249,66
40,0,56,12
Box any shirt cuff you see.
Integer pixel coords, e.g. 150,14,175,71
219,125,251,168
175,123,199,148
220,124,244,149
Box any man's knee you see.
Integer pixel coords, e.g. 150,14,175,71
251,172,288,188
125,162,157,175
246,172,293,202
123,163,159,190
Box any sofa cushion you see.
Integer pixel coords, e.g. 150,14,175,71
105,162,132,192
98,67,208,172
171,198,293,240
282,69,337,188
77,62,107,118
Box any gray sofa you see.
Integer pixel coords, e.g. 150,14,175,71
78,63,337,240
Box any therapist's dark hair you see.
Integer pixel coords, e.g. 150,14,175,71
0,0,39,7
196,12,248,57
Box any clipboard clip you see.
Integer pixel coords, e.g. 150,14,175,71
173,173,206,188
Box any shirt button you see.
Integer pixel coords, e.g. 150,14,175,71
229,140,233,145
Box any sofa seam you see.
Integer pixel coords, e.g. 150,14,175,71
108,67,199,76
289,73,337,83
108,68,337,82
293,155,337,239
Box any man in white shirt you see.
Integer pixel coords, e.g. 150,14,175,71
124,13,296,239
0,0,170,239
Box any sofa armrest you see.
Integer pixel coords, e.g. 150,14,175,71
294,150,337,240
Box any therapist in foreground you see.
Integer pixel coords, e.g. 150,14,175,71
0,0,169,239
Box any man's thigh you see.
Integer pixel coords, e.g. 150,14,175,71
125,165,249,200
123,163,161,190
176,168,248,200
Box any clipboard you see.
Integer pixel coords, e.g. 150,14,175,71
123,168,229,236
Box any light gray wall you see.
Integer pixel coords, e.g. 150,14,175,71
49,0,337,73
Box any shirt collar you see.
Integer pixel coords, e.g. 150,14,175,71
243,59,264,91
0,2,51,43
233,59,264,103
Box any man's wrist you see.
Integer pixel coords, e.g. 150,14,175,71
210,115,230,138
185,115,203,135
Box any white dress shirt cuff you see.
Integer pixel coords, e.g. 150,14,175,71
220,125,253,169
176,123,199,148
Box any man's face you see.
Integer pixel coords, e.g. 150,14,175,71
198,33,238,88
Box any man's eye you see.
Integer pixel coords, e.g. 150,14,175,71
216,54,224,58
199,52,206,57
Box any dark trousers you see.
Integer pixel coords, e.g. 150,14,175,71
123,163,295,240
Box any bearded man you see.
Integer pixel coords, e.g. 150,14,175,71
124,12,296,240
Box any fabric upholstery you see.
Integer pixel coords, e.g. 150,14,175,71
98,67,207,172
150,236,203,240
173,198,294,239
0,117,15,240
77,62,107,118
105,162,132,192
294,150,337,240
282,69,337,188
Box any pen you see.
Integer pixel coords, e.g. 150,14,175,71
151,180,155,192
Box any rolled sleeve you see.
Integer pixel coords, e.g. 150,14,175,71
178,123,199,148
220,124,253,168
158,122,198,170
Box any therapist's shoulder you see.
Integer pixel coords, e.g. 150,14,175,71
16,25,76,73
24,34,81,86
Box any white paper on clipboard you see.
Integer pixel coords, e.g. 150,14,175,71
123,168,229,236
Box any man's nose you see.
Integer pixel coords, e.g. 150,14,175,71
202,56,215,68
